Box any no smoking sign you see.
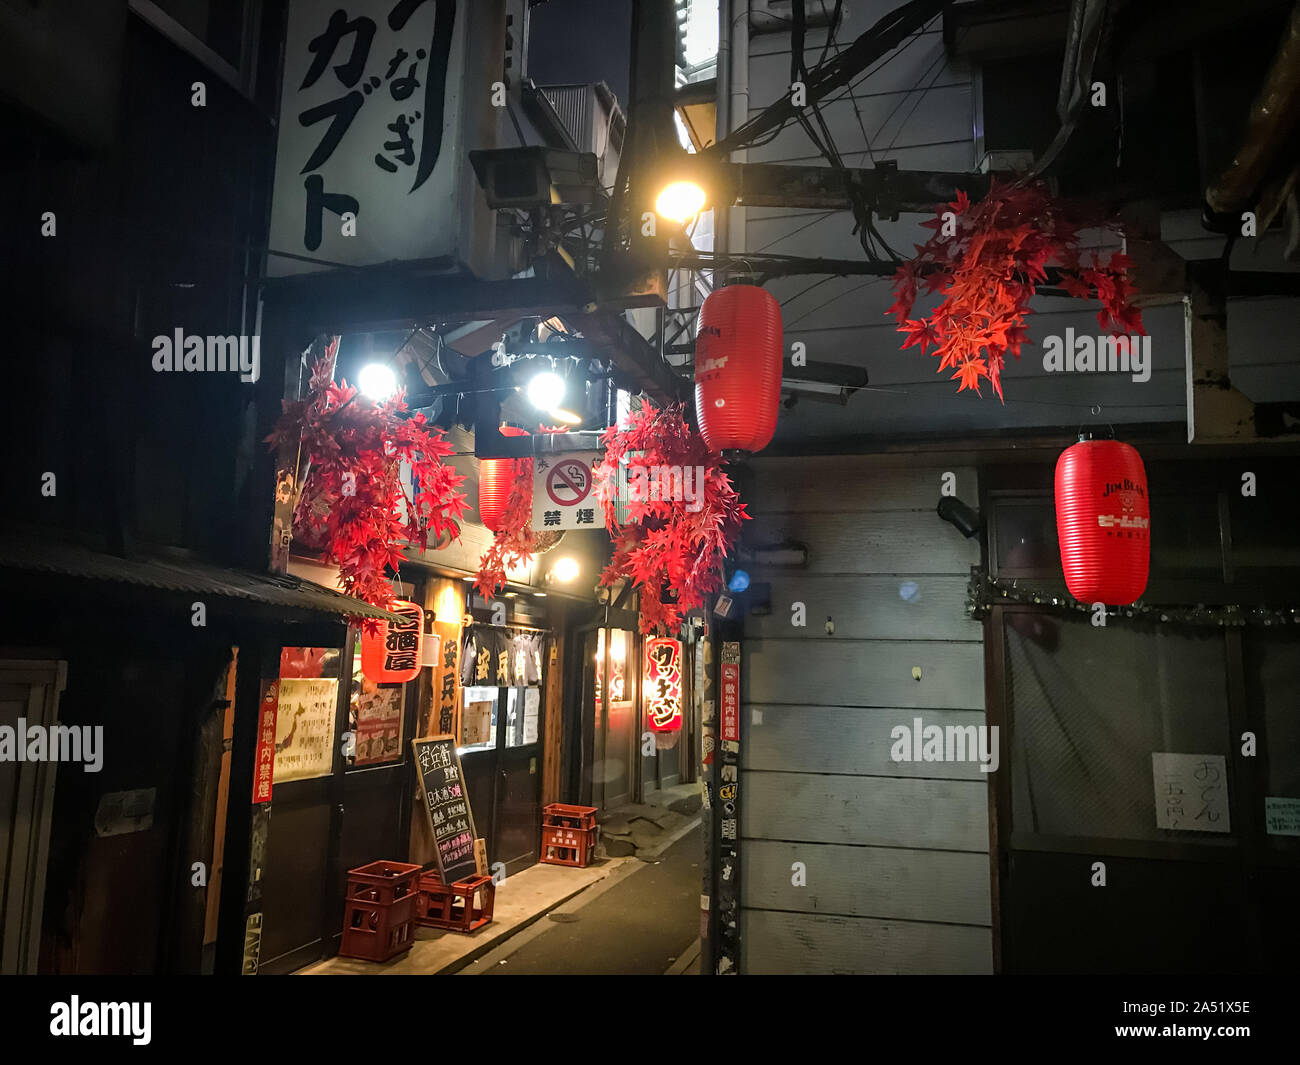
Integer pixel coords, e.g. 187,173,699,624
532,451,601,531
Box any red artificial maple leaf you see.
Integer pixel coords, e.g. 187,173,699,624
266,352,468,619
590,402,748,635
891,179,1145,401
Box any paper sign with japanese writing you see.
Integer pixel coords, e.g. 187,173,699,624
1152,752,1230,833
268,0,493,276
1264,796,1300,836
532,451,602,531
274,678,339,783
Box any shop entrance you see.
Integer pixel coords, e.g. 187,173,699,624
578,626,638,811
255,637,416,974
459,685,545,876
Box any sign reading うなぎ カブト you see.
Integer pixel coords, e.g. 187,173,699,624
268,0,497,277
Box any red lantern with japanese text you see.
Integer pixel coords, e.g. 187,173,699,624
694,285,783,454
477,426,531,532
1054,438,1150,605
360,600,424,683
643,637,683,733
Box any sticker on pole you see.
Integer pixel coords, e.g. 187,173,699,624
533,451,601,531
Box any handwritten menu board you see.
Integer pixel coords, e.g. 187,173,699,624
412,735,479,884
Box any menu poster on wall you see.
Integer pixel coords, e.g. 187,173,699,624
412,735,479,884
1151,752,1231,833
274,678,338,783
353,683,403,765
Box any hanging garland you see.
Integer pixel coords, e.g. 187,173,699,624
888,179,1145,401
266,355,469,612
592,402,749,636
967,568,1300,628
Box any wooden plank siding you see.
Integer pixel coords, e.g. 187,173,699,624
739,457,992,973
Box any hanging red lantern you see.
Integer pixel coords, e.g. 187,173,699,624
643,638,683,732
360,600,424,683
694,284,783,454
477,425,530,532
1055,438,1150,605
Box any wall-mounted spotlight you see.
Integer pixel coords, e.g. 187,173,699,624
937,497,982,538
550,556,580,583
526,369,566,411
358,362,398,401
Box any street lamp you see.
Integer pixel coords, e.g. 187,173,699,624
654,179,707,223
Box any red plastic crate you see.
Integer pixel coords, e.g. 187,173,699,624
542,803,598,831
338,859,421,962
415,872,495,933
540,824,599,867
346,860,421,905
339,892,417,962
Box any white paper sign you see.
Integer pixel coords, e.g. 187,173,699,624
268,0,485,275
1151,752,1230,833
523,688,540,744
532,451,602,531
1264,796,1300,836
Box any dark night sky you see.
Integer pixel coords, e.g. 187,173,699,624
527,0,632,107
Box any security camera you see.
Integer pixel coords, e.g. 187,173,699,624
937,497,981,538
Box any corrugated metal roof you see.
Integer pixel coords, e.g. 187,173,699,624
0,534,405,622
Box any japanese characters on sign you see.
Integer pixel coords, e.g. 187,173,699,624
720,649,740,744
644,637,683,732
274,678,340,783
269,0,493,275
532,451,602,531
360,599,424,682
412,734,479,883
1151,752,1230,833
433,620,462,737
252,680,279,803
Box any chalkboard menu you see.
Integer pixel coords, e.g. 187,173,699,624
411,735,479,884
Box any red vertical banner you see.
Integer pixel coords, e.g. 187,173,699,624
252,679,279,803
720,655,739,743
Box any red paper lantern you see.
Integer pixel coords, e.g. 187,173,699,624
1055,439,1150,605
694,284,783,454
477,425,530,532
360,600,424,683
643,638,683,732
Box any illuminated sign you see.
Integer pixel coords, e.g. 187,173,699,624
644,638,683,732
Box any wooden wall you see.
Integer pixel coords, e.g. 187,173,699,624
738,457,992,973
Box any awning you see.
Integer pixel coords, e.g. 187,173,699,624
0,533,405,623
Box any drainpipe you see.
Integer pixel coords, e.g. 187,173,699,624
715,0,731,274
728,0,750,265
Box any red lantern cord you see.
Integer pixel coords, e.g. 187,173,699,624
266,356,469,619
593,403,749,635
889,180,1144,401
